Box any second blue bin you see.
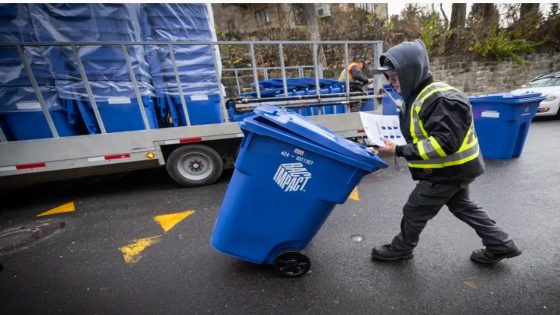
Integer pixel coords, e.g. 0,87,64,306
469,92,544,159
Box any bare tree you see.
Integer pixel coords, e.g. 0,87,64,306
470,3,499,28
444,3,466,54
449,3,466,30
300,4,327,67
439,3,449,30
520,3,540,21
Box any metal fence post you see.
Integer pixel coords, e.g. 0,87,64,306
313,43,321,102
249,43,260,99
168,44,191,126
234,69,241,96
122,44,150,130
16,45,59,138
373,41,384,103
0,123,7,142
72,44,106,134
344,43,350,113
211,43,230,122
278,43,289,97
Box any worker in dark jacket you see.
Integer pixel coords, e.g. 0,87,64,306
338,58,374,111
370,39,521,264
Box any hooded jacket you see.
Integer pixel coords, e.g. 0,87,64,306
380,40,485,183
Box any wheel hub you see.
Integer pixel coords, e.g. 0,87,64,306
177,153,213,181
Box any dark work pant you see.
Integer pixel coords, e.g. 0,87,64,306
349,82,366,112
391,180,517,253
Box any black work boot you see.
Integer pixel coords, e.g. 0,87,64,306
470,248,522,264
371,244,413,261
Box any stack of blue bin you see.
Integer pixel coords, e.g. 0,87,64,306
0,4,84,140
141,4,223,127
228,78,351,121
30,3,158,134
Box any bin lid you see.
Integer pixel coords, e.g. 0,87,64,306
241,116,387,172
252,105,380,165
468,92,544,105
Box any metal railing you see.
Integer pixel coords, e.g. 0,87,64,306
222,65,324,96
0,40,384,142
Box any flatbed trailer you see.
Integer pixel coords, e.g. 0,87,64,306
0,40,384,188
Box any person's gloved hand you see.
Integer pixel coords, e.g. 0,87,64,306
367,78,374,84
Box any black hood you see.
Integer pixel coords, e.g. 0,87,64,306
379,39,430,100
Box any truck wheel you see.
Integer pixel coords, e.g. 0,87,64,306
166,144,223,187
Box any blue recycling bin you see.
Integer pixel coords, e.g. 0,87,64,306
469,92,544,159
0,86,85,140
211,105,387,277
71,95,158,134
159,92,223,126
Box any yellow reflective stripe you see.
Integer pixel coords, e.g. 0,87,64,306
410,102,418,144
414,106,429,138
428,136,447,157
416,82,447,101
418,119,429,138
419,86,456,103
418,139,442,159
417,141,429,160
408,144,479,168
410,82,447,144
408,147,479,168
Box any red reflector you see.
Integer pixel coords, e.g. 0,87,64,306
357,129,365,134
16,163,46,170
105,154,130,160
179,137,202,144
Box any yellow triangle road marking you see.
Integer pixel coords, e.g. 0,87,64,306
37,202,75,217
348,187,360,201
154,210,195,233
119,236,162,264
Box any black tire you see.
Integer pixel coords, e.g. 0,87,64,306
166,144,223,187
273,251,311,278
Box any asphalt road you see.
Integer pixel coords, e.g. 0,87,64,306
0,119,559,314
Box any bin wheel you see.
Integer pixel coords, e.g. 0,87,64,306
166,144,223,187
274,251,311,278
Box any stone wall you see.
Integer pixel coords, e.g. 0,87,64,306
429,53,560,95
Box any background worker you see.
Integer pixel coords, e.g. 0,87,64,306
369,39,521,264
338,58,374,112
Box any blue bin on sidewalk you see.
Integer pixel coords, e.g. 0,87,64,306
469,92,544,159
211,105,387,277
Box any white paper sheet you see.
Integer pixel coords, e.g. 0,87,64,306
359,112,407,146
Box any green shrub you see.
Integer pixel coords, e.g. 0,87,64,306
469,28,537,65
